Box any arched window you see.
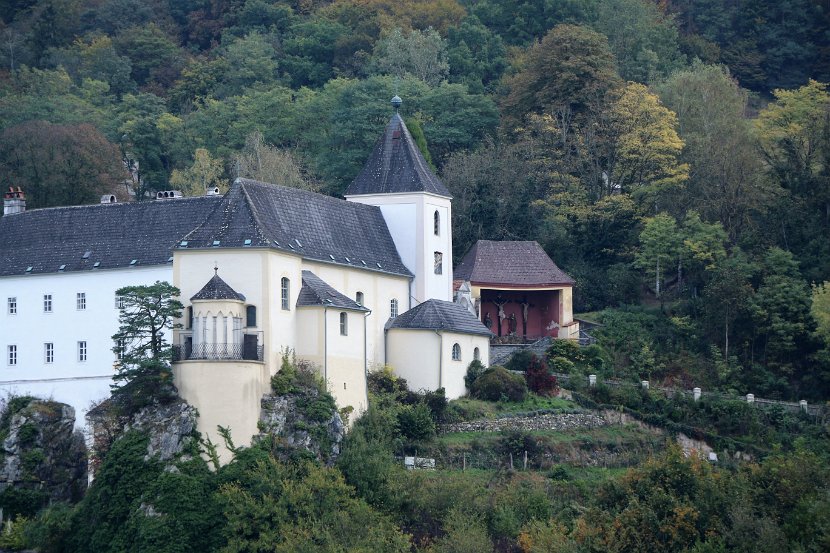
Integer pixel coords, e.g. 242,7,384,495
390,298,398,318
339,312,348,335
281,277,290,310
474,347,480,361
434,210,440,236
356,291,364,306
452,343,461,361
246,305,257,327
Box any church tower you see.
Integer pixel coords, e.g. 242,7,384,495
345,96,453,306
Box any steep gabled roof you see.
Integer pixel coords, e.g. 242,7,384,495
386,299,492,336
297,271,368,311
345,113,451,198
454,240,574,287
179,179,412,278
191,272,246,301
0,196,221,277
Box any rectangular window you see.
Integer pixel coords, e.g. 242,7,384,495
77,341,87,362
115,295,125,309
44,343,54,364
339,312,348,336
7,297,16,315
43,294,52,313
390,299,398,318
116,339,125,361
281,278,290,310
77,292,86,310
7,345,17,366
434,252,443,275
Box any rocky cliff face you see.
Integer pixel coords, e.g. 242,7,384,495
258,390,345,466
0,399,87,506
87,397,198,475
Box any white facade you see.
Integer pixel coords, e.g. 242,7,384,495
345,191,453,306
0,265,172,422
386,329,490,400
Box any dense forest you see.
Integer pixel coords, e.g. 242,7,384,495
1,0,829,398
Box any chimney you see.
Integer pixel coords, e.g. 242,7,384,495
3,186,26,215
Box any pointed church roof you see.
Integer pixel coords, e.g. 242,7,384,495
386,299,492,336
297,270,368,311
179,179,412,278
191,271,246,302
345,107,451,198
454,240,574,287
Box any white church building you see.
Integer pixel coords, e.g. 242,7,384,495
0,99,502,456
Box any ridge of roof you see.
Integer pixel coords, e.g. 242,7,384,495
454,240,574,286
386,299,492,336
345,113,451,198
297,270,368,311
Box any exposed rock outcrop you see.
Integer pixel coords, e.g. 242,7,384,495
258,391,345,466
87,397,198,475
0,399,87,504
440,412,608,434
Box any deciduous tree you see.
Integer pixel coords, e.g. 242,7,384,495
0,120,126,209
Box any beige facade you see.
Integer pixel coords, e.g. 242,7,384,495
386,329,490,400
295,307,369,414
173,359,270,465
173,246,411,457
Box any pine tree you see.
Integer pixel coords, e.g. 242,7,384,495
111,281,183,405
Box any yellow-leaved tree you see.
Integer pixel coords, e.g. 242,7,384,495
606,82,688,209
169,148,227,196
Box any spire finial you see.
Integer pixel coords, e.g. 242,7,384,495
214,262,218,276
391,95,402,112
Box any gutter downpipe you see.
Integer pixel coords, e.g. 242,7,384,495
364,309,372,408
323,307,328,383
434,330,443,390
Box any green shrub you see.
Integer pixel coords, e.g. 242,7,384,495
505,349,536,372
397,403,436,442
471,366,527,402
465,359,486,390
546,340,582,363
548,356,575,374
0,516,29,550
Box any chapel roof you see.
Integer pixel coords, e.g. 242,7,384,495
0,195,221,277
386,299,493,336
345,111,451,198
179,179,412,278
296,270,368,311
453,240,574,287
191,272,246,302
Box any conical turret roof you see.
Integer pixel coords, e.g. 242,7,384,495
345,112,451,198
191,271,246,302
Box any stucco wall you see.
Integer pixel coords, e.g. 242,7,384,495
0,265,171,424
302,260,409,368
386,329,440,392
173,359,270,464
386,329,489,400
440,331,490,400
174,249,303,373
345,192,452,305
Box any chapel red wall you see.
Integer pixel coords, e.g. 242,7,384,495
479,288,562,339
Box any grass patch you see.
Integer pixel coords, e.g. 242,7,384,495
446,394,580,422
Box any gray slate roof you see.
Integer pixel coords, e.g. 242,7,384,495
345,113,451,198
191,272,246,301
386,299,492,336
0,196,221,276
180,179,412,278
297,270,368,311
454,240,574,287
